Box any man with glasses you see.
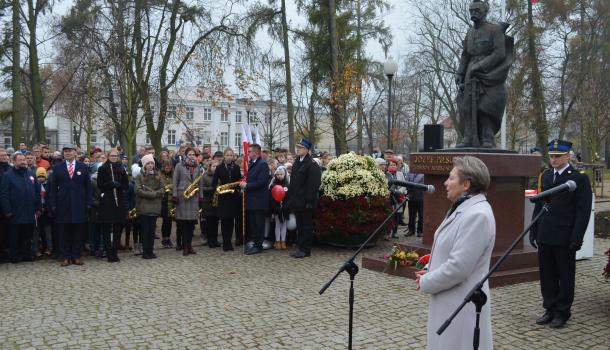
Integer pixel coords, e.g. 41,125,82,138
530,139,592,329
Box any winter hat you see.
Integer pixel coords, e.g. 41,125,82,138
141,154,155,167
36,167,47,178
275,166,287,176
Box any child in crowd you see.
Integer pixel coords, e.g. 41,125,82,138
125,168,141,255
269,166,290,250
33,167,52,257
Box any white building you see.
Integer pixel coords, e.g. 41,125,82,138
1,87,337,154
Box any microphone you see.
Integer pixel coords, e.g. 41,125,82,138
389,179,435,193
528,180,577,203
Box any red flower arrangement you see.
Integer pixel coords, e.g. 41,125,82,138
315,195,394,247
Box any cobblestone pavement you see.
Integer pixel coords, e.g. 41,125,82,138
0,228,608,349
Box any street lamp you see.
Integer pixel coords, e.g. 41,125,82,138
383,57,398,150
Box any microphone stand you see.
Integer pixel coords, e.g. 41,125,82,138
436,202,550,350
319,194,408,350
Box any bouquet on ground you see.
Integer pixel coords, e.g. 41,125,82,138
416,254,431,270
602,249,610,279
384,245,419,271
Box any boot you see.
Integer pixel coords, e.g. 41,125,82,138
183,246,189,256
188,244,196,255
280,241,286,250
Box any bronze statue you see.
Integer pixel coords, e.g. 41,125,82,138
455,0,513,148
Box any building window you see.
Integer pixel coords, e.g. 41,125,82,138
4,136,11,149
235,133,241,147
202,131,211,144
235,111,242,123
185,107,194,120
91,131,97,143
146,132,151,144
168,105,176,119
250,111,258,123
204,108,212,121
221,109,229,122
220,132,228,147
167,130,176,145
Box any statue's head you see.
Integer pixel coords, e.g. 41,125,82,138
469,0,489,24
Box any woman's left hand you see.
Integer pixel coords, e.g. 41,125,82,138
415,270,427,290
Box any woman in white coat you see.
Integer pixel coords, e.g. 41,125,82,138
416,156,496,350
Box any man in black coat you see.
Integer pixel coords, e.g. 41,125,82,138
287,139,321,258
0,148,11,262
240,144,270,255
530,139,592,329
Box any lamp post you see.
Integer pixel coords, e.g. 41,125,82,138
245,100,252,124
383,57,398,150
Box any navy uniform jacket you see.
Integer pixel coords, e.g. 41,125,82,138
0,167,40,224
531,164,592,246
48,161,93,224
244,158,269,211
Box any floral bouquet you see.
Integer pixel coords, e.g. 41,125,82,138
315,153,393,247
415,254,431,270
384,245,419,271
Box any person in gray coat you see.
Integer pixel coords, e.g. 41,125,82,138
172,147,203,256
135,154,165,259
416,156,495,350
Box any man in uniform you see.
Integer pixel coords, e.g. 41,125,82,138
530,139,592,328
48,144,92,266
287,139,321,258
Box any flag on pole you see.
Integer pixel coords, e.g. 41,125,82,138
254,127,263,149
241,124,251,178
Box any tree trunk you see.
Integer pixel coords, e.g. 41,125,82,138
27,0,45,143
280,0,296,152
328,0,346,155
86,78,93,153
527,0,548,159
11,0,21,148
308,83,318,154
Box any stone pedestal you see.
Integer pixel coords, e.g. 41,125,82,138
362,152,543,287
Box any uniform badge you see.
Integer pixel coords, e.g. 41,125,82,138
283,187,288,192
30,176,34,184
77,171,81,176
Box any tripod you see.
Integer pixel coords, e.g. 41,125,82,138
436,203,550,349
320,198,408,350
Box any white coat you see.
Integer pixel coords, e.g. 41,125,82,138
419,194,496,350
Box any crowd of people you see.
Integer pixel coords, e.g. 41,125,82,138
0,139,427,266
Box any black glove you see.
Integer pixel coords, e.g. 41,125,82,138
529,235,537,249
569,241,582,251
112,181,122,188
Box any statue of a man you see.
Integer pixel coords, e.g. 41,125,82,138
455,0,513,148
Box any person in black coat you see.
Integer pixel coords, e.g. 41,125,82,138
287,139,321,258
240,143,270,255
530,139,593,329
0,148,11,262
212,148,243,251
96,149,129,262
407,172,425,237
48,144,92,266
0,153,40,263
201,161,219,248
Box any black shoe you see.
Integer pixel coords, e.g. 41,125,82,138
245,247,262,255
405,230,414,237
549,317,567,329
416,232,423,237
142,254,157,259
290,250,311,258
107,256,120,263
175,245,182,251
535,311,554,325
223,246,234,252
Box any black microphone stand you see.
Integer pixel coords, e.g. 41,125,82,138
320,194,408,350
436,202,550,350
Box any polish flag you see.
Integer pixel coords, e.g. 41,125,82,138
254,127,263,149
241,124,252,178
